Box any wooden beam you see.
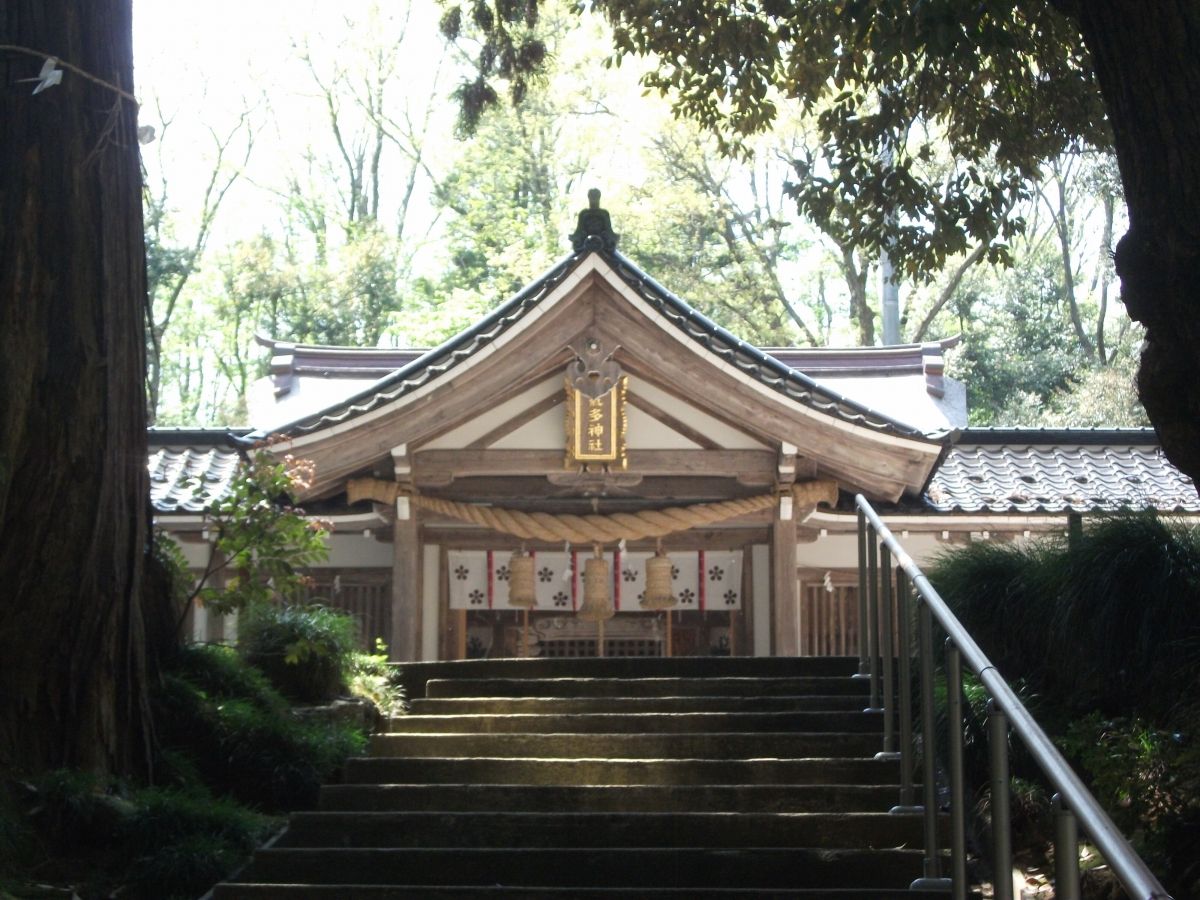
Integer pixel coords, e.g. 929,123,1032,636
627,389,721,450
412,448,777,484
771,510,798,657
390,505,422,662
619,356,777,447
420,525,769,551
588,282,940,497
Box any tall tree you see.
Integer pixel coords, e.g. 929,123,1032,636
1,2,170,775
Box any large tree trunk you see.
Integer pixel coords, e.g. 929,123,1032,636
0,1,165,775
1069,1,1200,483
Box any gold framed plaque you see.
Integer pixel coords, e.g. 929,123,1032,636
565,375,627,469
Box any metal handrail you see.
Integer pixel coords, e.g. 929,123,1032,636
855,494,1173,900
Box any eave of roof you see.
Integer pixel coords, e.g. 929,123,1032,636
252,247,945,445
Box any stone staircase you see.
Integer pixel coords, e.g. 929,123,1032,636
214,656,953,898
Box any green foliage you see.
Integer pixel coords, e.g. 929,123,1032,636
929,514,1200,719
194,446,330,616
238,602,361,703
6,771,276,900
2,640,380,897
948,249,1089,423
1060,714,1200,895
930,516,1200,895
154,644,365,811
440,0,545,136
121,787,275,898
453,0,1109,281
347,643,408,717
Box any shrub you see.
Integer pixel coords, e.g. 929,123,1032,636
154,644,365,811
238,602,360,703
121,787,276,899
927,514,1200,720
12,771,278,900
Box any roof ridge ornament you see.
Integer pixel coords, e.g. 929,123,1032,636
569,188,619,252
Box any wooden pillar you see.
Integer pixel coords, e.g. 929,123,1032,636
390,497,421,662
771,503,798,657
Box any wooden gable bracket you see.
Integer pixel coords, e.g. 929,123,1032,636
778,442,798,487
390,444,413,521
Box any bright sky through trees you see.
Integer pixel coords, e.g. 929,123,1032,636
132,1,667,274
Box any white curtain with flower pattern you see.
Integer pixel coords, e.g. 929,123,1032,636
447,550,742,611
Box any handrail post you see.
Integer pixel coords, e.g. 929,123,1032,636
891,566,919,812
946,642,968,900
1054,794,1081,900
910,597,951,891
855,507,869,677
866,529,881,711
990,699,1014,900
876,543,898,757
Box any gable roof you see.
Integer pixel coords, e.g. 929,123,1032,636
249,248,946,443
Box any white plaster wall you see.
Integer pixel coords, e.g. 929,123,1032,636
423,376,559,449
630,377,769,449
626,404,701,449
313,533,394,568
177,539,212,568
491,405,566,449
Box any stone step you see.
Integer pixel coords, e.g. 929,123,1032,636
367,731,882,759
398,656,861,697
409,693,867,714
275,810,932,849
385,710,882,734
425,676,869,698
234,846,929,890
318,783,905,813
342,755,903,786
215,885,963,899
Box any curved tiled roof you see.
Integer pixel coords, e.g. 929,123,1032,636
148,429,247,514
147,428,1199,516
927,428,1200,513
256,247,941,443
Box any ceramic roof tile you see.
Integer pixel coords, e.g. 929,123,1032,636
147,429,247,514
928,433,1200,513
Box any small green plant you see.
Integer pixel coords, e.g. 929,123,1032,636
238,601,360,703
347,640,407,717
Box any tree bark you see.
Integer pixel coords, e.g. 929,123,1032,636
0,1,166,775
1070,1,1200,483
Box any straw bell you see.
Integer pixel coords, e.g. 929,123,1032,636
507,551,537,609
640,548,677,611
577,546,614,622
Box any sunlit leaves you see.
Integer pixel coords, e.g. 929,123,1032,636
450,0,1110,280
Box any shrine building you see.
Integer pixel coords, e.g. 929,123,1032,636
150,196,1200,661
